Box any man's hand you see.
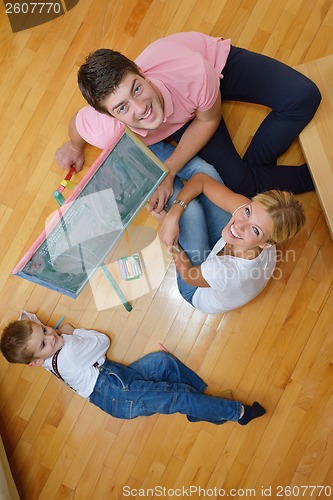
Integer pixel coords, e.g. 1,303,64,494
148,174,174,214
55,141,85,172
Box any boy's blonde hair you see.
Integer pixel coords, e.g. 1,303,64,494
252,190,305,244
0,320,35,364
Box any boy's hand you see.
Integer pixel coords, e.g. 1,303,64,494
58,323,75,335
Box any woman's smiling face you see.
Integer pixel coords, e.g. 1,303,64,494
222,201,274,251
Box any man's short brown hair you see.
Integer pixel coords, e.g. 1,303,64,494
78,48,142,114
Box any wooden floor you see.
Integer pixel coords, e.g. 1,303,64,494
1,0,333,498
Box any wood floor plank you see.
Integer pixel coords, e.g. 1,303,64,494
1,0,333,497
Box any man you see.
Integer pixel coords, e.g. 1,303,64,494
55,32,321,212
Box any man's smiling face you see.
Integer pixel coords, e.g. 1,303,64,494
103,72,165,130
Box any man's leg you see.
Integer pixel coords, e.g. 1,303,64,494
222,46,321,167
172,47,320,196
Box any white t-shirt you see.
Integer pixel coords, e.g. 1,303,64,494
19,311,109,398
43,328,109,398
192,237,277,314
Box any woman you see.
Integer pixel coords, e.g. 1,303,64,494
156,172,305,314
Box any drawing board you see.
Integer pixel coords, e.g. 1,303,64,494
12,129,168,297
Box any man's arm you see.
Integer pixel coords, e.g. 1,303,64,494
164,95,222,174
148,95,222,213
55,114,86,172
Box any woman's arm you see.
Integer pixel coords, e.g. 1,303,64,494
173,247,210,287
173,172,249,213
159,173,249,248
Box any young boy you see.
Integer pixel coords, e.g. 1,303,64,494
0,312,266,426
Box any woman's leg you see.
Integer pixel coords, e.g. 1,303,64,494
167,179,207,304
175,153,232,247
149,142,231,303
169,177,211,265
168,176,230,305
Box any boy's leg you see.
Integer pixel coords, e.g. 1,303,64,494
91,368,241,423
90,359,265,425
128,351,207,392
124,379,243,423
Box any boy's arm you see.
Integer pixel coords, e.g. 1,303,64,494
19,311,43,325
61,330,110,369
159,173,249,249
58,323,75,335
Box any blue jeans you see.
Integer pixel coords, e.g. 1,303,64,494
89,352,242,424
150,142,231,304
173,46,321,197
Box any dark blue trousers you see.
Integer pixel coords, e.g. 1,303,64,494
173,46,321,197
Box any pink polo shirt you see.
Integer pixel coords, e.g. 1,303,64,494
76,32,231,149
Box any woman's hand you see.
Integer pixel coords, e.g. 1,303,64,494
155,210,180,251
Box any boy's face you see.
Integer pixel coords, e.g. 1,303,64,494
103,72,165,130
27,322,64,366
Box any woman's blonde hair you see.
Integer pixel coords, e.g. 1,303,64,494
252,190,305,244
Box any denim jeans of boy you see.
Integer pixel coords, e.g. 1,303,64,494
89,352,241,424
149,142,231,305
